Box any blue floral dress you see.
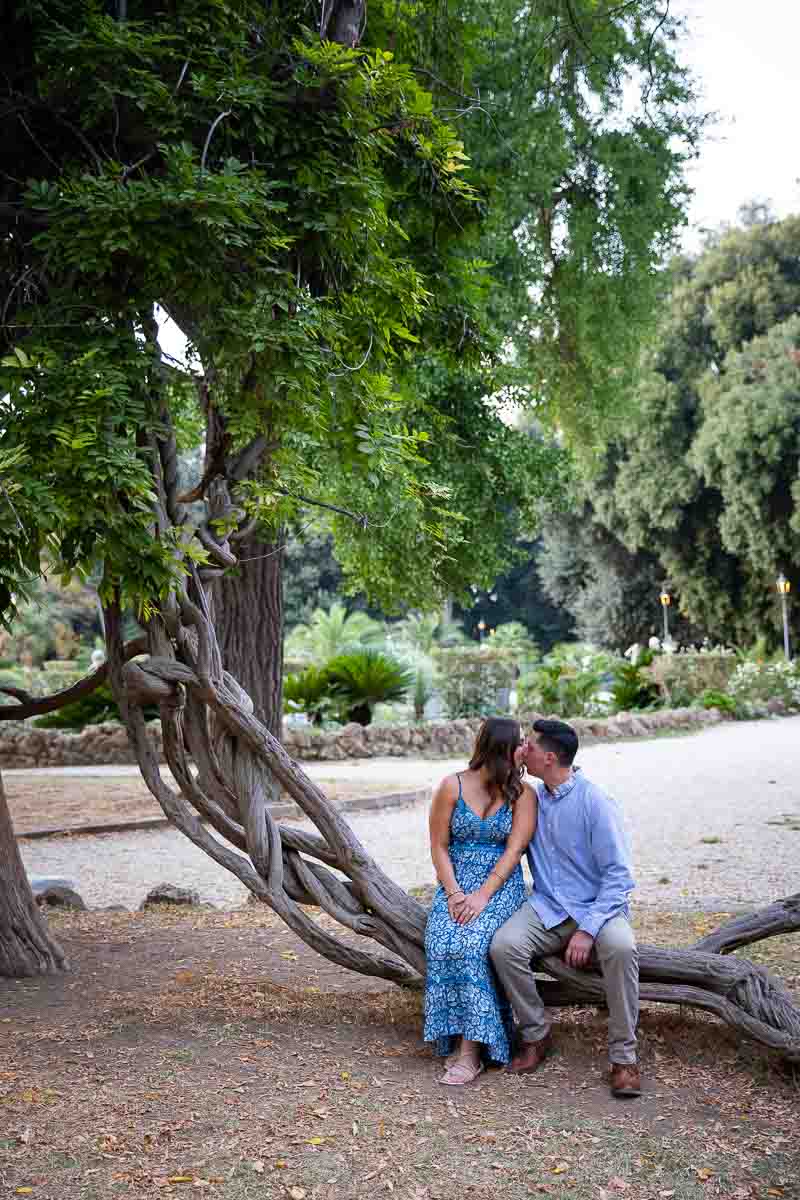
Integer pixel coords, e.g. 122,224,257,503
423,775,526,1064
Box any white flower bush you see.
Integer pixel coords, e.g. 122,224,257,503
726,659,800,716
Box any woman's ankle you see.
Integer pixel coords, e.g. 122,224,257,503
457,1045,481,1066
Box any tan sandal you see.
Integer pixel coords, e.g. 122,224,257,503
438,1057,485,1086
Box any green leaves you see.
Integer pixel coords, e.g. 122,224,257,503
0,0,703,630
284,647,413,726
0,328,185,619
325,649,414,724
555,213,800,649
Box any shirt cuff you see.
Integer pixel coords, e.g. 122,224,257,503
577,917,602,939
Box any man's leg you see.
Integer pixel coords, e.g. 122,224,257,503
594,915,639,1066
490,904,575,1044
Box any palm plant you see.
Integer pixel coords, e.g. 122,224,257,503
285,602,384,664
488,621,539,666
394,610,464,655
326,649,414,726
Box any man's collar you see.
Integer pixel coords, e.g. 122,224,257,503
543,766,580,800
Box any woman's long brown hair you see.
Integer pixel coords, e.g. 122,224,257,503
468,717,523,809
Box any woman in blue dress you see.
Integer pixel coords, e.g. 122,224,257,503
424,717,537,1085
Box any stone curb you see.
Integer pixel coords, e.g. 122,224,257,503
16,787,429,841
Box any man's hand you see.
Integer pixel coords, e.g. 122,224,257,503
564,930,594,969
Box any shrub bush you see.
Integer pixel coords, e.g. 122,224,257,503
518,659,605,718
33,683,159,728
647,643,738,704
698,688,738,715
432,646,516,719
611,654,661,711
726,659,800,715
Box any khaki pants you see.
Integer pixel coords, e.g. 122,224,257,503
490,904,639,1065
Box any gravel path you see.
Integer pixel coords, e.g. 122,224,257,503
19,716,800,912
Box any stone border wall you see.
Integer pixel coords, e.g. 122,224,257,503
0,706,725,769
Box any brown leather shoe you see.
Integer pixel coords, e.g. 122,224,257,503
505,1035,552,1075
609,1062,641,1098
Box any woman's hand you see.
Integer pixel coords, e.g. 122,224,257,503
455,890,490,925
446,892,467,922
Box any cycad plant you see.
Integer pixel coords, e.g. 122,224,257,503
326,649,414,726
283,665,339,726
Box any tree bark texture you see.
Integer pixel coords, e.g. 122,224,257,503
215,530,284,737
320,0,366,45
0,771,67,978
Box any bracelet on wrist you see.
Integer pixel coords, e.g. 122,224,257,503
445,889,465,900
490,870,504,884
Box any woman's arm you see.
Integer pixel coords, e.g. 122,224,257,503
456,785,537,925
429,775,466,916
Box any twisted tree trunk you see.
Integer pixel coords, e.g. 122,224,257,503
536,907,800,1059
215,528,284,738
2,553,798,1055
98,534,800,1060
0,770,67,978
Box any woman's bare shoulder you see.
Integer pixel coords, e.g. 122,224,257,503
433,772,462,802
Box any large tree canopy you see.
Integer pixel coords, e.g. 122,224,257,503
554,212,800,648
1,0,486,613
0,0,707,631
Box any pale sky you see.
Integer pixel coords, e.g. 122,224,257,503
675,0,800,245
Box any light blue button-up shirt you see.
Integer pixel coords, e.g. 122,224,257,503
526,767,635,939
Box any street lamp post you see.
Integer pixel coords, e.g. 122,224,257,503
659,589,671,643
471,584,497,644
776,573,792,661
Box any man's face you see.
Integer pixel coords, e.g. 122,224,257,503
518,732,550,778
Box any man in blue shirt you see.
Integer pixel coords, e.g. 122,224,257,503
490,718,641,1097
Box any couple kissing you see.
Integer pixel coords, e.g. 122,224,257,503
423,716,640,1098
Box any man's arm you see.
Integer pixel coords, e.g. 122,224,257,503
578,791,635,940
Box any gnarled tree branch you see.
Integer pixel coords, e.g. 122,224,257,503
99,577,800,1058
0,636,146,721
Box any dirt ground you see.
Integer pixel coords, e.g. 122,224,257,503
5,772,416,837
1,905,798,1200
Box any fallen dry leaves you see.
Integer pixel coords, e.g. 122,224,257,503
0,907,798,1200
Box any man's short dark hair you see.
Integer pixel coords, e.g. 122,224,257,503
532,718,578,765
